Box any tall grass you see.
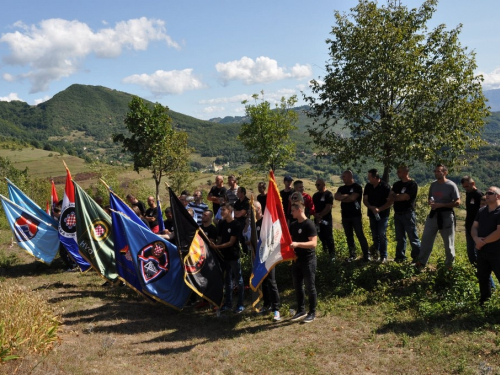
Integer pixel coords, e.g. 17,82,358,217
0,281,60,362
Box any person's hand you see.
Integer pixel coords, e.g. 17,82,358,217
475,237,486,250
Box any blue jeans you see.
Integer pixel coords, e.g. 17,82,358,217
292,255,317,314
394,211,421,261
342,216,369,259
224,259,244,308
369,216,389,259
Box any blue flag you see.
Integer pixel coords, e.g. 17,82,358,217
108,191,149,294
108,190,150,230
1,195,59,264
6,178,58,227
113,211,191,310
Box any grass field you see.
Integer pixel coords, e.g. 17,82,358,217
1,225,500,374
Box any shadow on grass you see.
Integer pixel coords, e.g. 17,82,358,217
4,258,72,278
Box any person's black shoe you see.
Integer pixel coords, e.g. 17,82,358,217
303,312,315,323
362,257,371,263
290,311,307,321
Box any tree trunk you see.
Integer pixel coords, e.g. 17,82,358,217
382,165,390,184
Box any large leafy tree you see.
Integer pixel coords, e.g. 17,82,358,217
304,0,489,182
113,96,191,197
238,92,298,172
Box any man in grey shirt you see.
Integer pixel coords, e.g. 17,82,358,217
417,164,460,269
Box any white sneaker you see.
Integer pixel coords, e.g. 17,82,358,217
273,310,281,322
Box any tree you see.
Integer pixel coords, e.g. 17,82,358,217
113,96,191,198
238,92,298,172
304,0,489,182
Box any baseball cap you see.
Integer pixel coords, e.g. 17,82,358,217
284,175,293,182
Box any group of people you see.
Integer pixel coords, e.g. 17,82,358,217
118,165,500,321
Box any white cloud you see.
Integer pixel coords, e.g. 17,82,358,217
0,92,23,102
0,17,179,93
481,67,500,90
122,69,206,95
215,56,312,85
202,106,225,114
199,93,252,105
33,95,51,105
3,73,15,82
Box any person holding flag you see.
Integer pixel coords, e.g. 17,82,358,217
289,201,318,323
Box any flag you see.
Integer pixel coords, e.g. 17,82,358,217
46,201,50,215
50,179,59,215
250,170,295,291
6,178,58,227
169,186,224,307
74,182,118,282
157,196,165,233
113,211,192,310
248,195,263,310
59,166,91,272
107,187,149,294
0,195,59,264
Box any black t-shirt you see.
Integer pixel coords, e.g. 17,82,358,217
257,194,267,214
392,179,418,213
132,200,146,216
474,206,500,253
201,224,217,242
209,186,227,214
280,189,293,219
163,219,175,233
145,207,158,228
234,197,250,226
289,219,317,261
217,219,241,260
363,181,391,218
256,217,263,239
337,183,363,218
466,189,483,230
312,190,334,222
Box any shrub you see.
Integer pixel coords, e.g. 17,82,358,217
0,281,60,362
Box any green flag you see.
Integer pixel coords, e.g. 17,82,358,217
74,182,118,282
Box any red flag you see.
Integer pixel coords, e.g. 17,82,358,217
50,179,59,214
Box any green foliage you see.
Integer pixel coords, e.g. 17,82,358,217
113,96,191,198
305,0,489,182
239,92,298,172
0,250,18,269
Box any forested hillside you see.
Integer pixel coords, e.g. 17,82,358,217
1,84,500,189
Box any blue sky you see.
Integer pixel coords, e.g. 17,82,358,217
1,0,499,120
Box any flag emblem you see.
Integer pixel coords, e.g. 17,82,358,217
60,207,77,233
90,219,110,242
185,233,207,275
14,214,39,242
138,241,170,284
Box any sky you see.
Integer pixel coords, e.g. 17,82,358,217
1,0,500,120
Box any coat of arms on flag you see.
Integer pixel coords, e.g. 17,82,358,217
139,241,170,283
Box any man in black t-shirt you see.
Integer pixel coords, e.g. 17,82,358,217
207,175,227,215
471,186,500,304
312,178,336,260
145,196,159,233
289,201,318,323
281,175,294,224
461,176,484,266
234,187,250,254
127,194,146,216
257,181,267,213
212,204,245,313
334,170,369,261
363,169,392,263
390,165,421,263
201,210,217,242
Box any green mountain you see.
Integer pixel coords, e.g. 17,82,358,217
1,84,500,189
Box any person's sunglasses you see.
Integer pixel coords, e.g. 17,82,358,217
486,191,496,196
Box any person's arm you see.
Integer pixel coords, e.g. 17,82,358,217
343,193,360,203
212,235,238,250
431,199,460,210
314,204,332,220
290,236,317,250
234,209,247,218
362,194,372,209
471,221,485,249
334,192,348,201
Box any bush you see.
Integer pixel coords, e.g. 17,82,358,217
0,281,60,362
